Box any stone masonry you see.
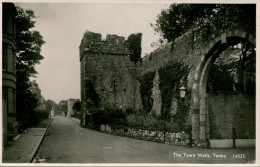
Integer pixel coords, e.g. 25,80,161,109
140,27,255,147
80,31,142,124
67,98,76,117
80,19,255,148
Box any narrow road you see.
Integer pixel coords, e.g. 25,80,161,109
33,116,255,163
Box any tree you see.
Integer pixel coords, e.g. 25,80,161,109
152,3,256,93
59,100,68,114
151,4,255,43
236,42,255,92
45,99,56,112
16,6,45,77
72,100,81,112
208,42,255,92
140,71,156,113
15,6,45,129
126,33,142,63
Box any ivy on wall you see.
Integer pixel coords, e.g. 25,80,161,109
84,79,100,109
173,88,192,133
139,60,191,128
158,61,190,121
126,33,142,63
140,71,156,113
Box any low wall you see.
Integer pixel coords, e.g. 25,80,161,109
236,139,255,148
210,139,233,148
210,139,255,148
100,124,112,133
99,125,192,147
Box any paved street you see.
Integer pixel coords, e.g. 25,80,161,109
33,116,255,164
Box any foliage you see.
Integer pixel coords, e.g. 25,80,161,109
140,71,156,113
207,64,234,91
71,112,81,120
171,88,191,133
158,61,190,120
18,109,49,130
59,100,68,113
88,108,126,129
16,88,38,129
72,100,81,112
138,60,191,132
126,33,142,63
125,108,135,115
151,4,256,43
151,4,216,42
45,99,57,112
208,42,255,92
126,113,183,132
33,110,50,124
84,79,99,108
15,6,45,78
15,6,45,129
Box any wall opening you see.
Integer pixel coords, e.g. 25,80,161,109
192,30,256,148
207,41,255,140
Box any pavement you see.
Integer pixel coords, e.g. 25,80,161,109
32,116,256,164
2,118,53,163
69,116,81,124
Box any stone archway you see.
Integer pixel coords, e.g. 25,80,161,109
191,30,256,148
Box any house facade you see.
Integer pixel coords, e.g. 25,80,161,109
2,3,18,147
67,98,76,117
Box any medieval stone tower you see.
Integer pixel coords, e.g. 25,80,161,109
79,31,142,119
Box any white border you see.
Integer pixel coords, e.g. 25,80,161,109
1,0,259,166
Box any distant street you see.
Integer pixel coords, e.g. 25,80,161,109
33,116,255,163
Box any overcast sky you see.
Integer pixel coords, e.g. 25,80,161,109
14,2,170,103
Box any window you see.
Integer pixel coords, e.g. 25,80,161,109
12,18,16,38
9,46,13,72
12,48,15,73
13,91,16,114
3,12,8,33
2,44,8,71
7,14,13,35
3,87,8,99
2,87,9,114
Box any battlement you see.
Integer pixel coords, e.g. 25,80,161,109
80,31,132,61
106,34,125,45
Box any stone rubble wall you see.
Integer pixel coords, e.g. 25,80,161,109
67,99,76,117
80,23,256,140
80,31,132,61
141,30,208,89
100,124,194,147
80,31,143,118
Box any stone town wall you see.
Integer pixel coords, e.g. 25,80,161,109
141,30,210,89
140,26,255,140
80,25,255,141
67,99,76,117
208,92,255,139
80,31,142,117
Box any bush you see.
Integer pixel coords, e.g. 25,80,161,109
19,109,49,130
33,110,49,124
71,112,81,120
88,108,127,130
126,112,184,133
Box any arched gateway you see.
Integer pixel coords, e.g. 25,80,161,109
192,30,256,148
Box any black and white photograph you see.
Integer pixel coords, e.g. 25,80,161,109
1,0,259,166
